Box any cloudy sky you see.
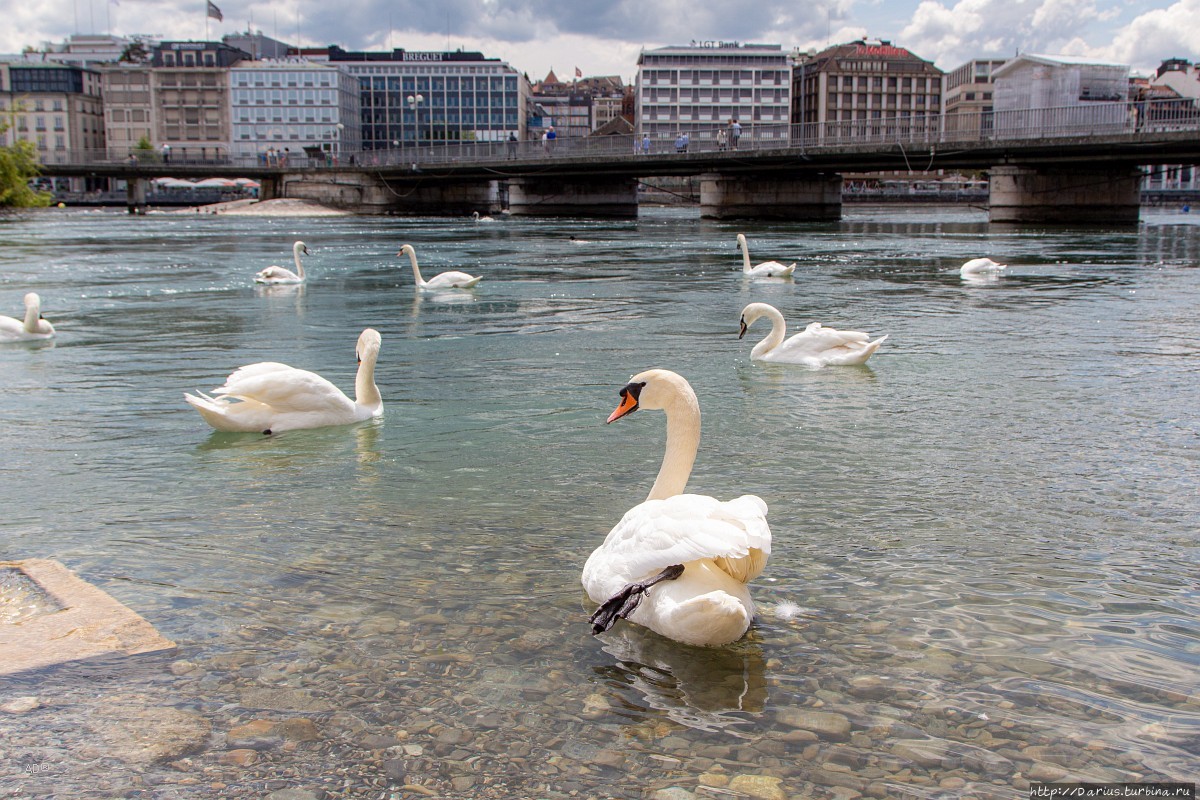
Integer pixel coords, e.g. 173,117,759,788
4,0,1198,80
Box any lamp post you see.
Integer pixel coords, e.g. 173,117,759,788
406,93,424,153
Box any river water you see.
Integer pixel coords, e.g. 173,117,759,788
1,205,1198,798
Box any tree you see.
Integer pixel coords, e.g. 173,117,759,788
0,122,52,208
119,40,150,63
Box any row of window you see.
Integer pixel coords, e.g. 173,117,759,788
822,75,943,91
642,69,787,85
231,89,344,105
361,92,515,109
362,76,518,92
346,65,514,76
234,111,338,123
232,73,338,88
360,111,519,128
827,93,935,108
641,107,789,122
643,88,789,103
641,55,789,67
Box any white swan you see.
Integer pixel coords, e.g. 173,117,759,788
472,211,495,222
959,257,1006,276
739,302,886,367
736,234,795,278
398,243,481,290
0,293,55,341
254,241,308,284
582,369,771,647
184,328,383,434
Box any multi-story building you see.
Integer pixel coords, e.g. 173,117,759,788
229,58,361,161
150,41,249,160
636,42,791,146
991,54,1129,136
530,72,627,137
0,61,105,174
311,45,528,152
791,39,943,136
99,63,155,158
943,58,1008,138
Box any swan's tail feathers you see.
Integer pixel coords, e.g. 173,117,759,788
185,391,231,430
459,276,482,288
589,564,684,635
779,263,797,277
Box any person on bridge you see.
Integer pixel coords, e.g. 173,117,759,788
641,134,651,155
729,119,741,150
161,143,171,164
508,132,519,159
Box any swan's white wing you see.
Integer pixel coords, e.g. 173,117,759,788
779,323,870,355
746,261,796,277
424,271,481,289
213,362,354,415
590,493,770,585
960,258,1006,274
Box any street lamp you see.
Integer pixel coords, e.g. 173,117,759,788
406,93,424,151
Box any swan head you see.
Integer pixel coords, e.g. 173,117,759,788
736,233,747,247
356,328,382,363
23,292,41,312
607,369,696,424
295,241,310,256
398,244,416,258
472,211,480,220
738,302,775,339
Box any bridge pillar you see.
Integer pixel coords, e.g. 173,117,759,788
700,172,843,220
988,165,1143,224
258,176,281,202
507,177,638,218
125,177,147,215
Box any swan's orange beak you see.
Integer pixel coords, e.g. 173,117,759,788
607,391,639,424
738,317,748,339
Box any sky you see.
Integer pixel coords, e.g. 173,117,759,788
4,0,1199,81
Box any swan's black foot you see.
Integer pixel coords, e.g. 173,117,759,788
589,564,684,635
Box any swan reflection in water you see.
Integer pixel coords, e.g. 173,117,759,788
591,625,767,734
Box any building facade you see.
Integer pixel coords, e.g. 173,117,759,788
229,59,361,161
99,64,155,158
991,54,1130,136
0,62,105,164
150,41,250,159
315,46,528,151
636,42,792,147
792,39,943,136
943,58,1008,138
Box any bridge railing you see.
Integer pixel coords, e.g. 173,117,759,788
33,98,1200,173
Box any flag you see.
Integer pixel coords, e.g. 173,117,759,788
207,0,223,21
574,67,582,78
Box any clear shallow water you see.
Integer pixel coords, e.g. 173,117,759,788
1,206,1198,798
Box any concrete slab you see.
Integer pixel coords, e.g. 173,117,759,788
0,559,175,676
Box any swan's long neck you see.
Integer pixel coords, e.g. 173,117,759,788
751,306,787,360
355,347,382,409
23,298,40,333
738,236,752,272
404,248,427,288
647,386,701,501
293,245,305,279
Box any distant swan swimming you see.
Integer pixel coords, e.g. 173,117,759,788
739,302,886,367
0,293,55,340
398,243,482,290
736,234,795,278
959,257,1006,276
185,328,383,434
472,211,495,222
254,241,308,284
